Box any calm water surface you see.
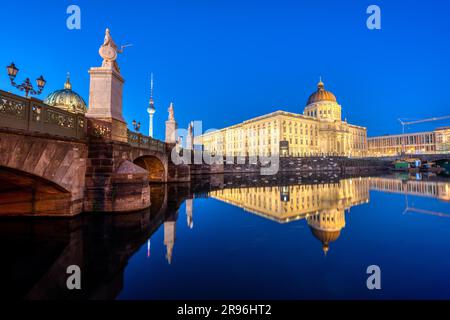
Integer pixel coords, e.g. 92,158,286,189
1,173,450,299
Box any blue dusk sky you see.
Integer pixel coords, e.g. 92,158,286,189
0,0,449,138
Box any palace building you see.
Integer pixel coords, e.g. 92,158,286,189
368,127,450,156
195,80,368,157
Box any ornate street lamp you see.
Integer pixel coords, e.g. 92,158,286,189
132,120,141,132
6,62,46,98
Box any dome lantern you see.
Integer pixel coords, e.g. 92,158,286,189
64,73,72,90
306,78,337,106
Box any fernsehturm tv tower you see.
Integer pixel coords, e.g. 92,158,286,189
147,73,156,137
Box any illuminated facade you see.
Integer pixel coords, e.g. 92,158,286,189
195,80,367,157
209,178,370,253
369,177,450,202
208,176,450,253
368,127,450,156
435,127,450,153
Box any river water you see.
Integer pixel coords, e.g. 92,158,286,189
1,173,450,299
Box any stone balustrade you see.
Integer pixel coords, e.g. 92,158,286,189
0,89,86,140
127,131,166,153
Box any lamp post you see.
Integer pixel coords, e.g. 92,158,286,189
6,62,46,98
132,120,141,132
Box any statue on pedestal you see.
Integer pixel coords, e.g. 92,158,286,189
168,102,175,121
88,28,128,142
98,28,131,73
165,102,178,144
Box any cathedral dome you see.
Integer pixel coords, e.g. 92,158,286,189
44,74,87,114
306,79,337,105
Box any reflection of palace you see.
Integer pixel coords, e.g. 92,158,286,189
209,178,370,253
208,176,450,253
370,177,450,202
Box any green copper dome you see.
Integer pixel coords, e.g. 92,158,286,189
44,74,87,114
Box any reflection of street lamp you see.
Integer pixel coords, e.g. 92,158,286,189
132,120,141,132
6,62,46,98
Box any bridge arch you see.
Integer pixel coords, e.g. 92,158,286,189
133,155,167,182
0,131,87,215
0,166,72,216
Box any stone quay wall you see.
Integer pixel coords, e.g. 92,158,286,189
188,156,390,176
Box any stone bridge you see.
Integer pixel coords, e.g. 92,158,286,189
0,29,196,217
0,89,189,216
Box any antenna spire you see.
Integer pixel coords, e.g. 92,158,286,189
148,73,155,109
147,73,156,137
150,73,154,99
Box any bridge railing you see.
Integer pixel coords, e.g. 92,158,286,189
127,131,166,153
0,90,85,140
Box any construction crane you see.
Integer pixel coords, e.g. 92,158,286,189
398,115,450,155
403,193,450,218
398,115,450,134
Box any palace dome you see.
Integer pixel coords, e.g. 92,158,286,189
44,74,87,114
306,79,337,105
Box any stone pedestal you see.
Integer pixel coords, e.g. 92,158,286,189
83,29,152,213
164,219,176,264
186,124,194,150
86,67,127,142
165,119,177,144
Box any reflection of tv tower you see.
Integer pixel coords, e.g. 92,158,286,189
146,239,151,258
147,73,156,137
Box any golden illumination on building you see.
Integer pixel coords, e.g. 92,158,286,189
195,80,368,157
368,127,450,156
208,176,450,253
370,177,450,202
209,178,370,253
436,127,450,154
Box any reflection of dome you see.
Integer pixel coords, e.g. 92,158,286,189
307,209,346,255
306,80,337,105
310,228,341,255
44,74,87,114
